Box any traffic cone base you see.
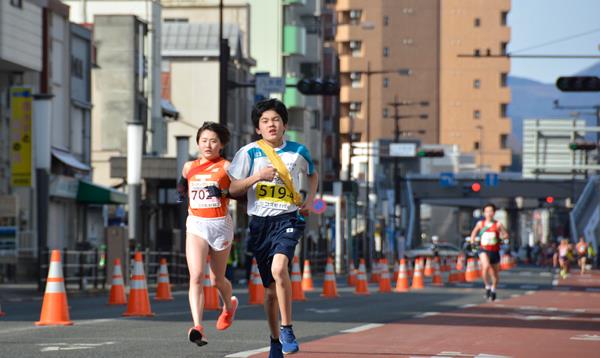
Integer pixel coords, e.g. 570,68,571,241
248,258,264,305
347,262,357,286
411,258,424,290
378,259,392,293
203,257,220,310
36,250,73,326
395,259,410,292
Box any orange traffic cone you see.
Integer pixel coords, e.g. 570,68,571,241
36,250,73,325
500,254,511,271
392,260,399,282
108,258,127,305
379,259,392,293
321,257,339,298
370,259,381,283
431,257,443,286
155,258,173,301
476,258,483,278
354,258,370,295
424,257,433,277
411,258,424,290
447,260,459,284
291,256,306,301
455,255,466,282
123,251,154,317
248,258,264,305
465,257,478,282
347,262,357,286
395,259,410,292
302,259,314,292
203,257,220,310
441,257,451,272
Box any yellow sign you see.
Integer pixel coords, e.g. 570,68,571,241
10,87,33,187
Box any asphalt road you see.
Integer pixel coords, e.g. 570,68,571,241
0,266,556,358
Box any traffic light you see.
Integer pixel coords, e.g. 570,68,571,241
462,182,482,195
545,196,554,204
471,182,481,193
569,141,597,151
416,149,444,157
296,78,340,96
556,76,600,92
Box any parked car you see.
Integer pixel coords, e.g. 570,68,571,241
405,242,461,259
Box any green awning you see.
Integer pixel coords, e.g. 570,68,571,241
76,180,127,205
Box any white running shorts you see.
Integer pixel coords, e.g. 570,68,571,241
186,215,234,251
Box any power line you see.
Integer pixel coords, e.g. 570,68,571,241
510,26,600,54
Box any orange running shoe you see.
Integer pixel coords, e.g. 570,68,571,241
216,296,238,330
188,324,207,346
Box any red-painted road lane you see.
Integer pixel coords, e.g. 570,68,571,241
252,271,600,358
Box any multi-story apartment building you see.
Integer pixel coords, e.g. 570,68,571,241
336,0,511,172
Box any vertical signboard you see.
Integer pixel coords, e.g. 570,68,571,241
10,87,33,186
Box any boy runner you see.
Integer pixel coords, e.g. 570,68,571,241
227,99,318,356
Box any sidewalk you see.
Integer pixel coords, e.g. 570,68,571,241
252,270,600,358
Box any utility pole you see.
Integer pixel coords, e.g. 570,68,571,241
219,0,229,127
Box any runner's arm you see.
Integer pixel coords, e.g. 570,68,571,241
469,221,481,243
299,171,319,215
498,222,509,240
229,166,276,197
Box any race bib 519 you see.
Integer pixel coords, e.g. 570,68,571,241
255,182,294,204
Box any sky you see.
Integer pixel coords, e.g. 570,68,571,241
508,0,600,84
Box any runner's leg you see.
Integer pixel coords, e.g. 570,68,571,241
271,253,292,325
264,283,279,338
186,233,210,326
210,245,233,310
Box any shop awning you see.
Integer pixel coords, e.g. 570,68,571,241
51,148,91,172
76,180,127,205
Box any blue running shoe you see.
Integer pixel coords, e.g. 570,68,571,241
269,336,283,358
279,326,299,355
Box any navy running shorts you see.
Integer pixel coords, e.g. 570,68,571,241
247,212,305,288
479,249,500,265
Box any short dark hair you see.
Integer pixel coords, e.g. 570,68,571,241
251,98,288,129
483,203,496,212
196,122,230,145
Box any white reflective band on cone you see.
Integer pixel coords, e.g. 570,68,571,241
114,265,123,275
48,262,64,278
325,274,335,280
112,277,124,286
158,276,169,283
134,261,144,275
130,279,147,289
45,281,66,293
159,266,168,274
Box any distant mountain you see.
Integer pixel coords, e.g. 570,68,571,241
508,61,600,158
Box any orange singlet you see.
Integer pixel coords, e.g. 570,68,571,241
186,158,230,218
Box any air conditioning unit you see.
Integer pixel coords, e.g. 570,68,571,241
349,10,362,20
349,102,361,111
349,72,361,80
349,41,361,50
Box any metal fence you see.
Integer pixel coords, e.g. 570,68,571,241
40,248,189,291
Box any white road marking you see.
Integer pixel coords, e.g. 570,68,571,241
519,271,533,276
340,323,384,333
520,285,538,290
540,272,552,277
415,312,439,318
305,308,341,314
552,279,559,286
525,290,536,295
570,334,600,341
225,347,270,357
460,304,476,309
38,342,116,352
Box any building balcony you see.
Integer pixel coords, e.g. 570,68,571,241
283,76,305,109
339,86,364,103
339,55,368,73
336,24,364,42
283,25,306,56
336,0,364,11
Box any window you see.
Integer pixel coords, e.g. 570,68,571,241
500,42,508,55
350,72,362,88
312,110,320,129
383,15,389,26
473,79,481,89
500,72,508,87
301,62,319,78
474,18,481,27
473,110,481,119
500,103,508,117
10,0,22,8
474,49,481,56
500,134,508,149
403,8,414,14
383,108,389,118
474,141,480,150
383,77,390,88
402,38,414,45
501,11,508,26
383,47,389,57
